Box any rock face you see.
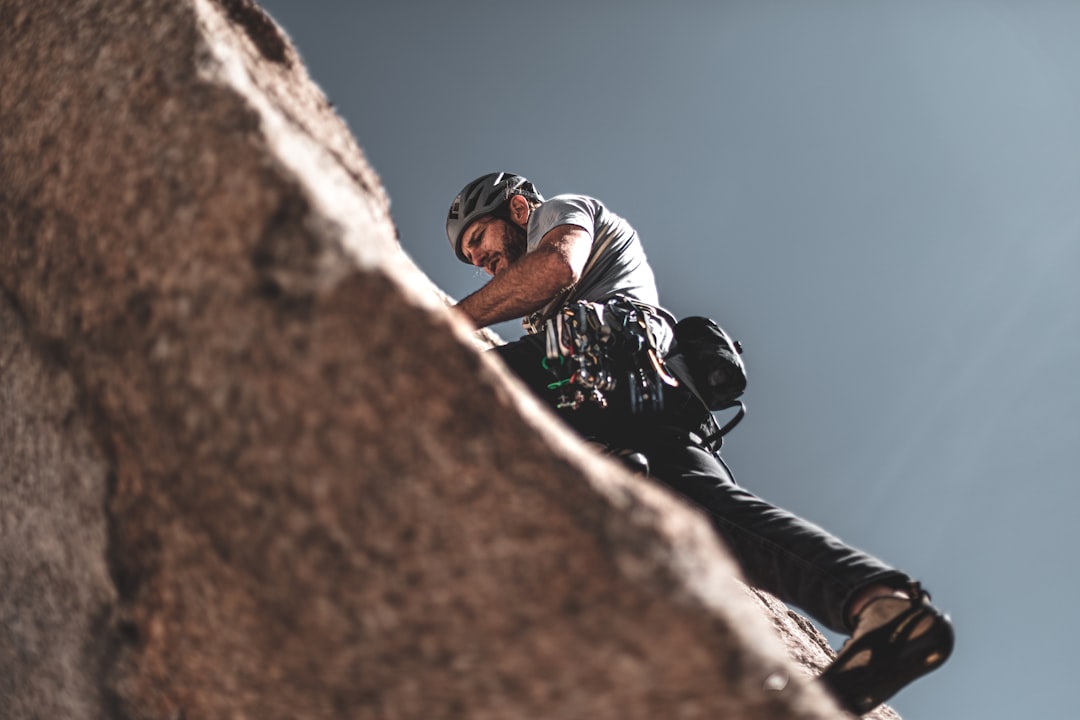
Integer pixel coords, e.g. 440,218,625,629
0,1,898,718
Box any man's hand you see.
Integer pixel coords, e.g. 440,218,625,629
455,225,592,329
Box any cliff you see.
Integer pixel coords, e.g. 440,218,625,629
0,1,898,717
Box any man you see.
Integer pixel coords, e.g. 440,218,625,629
446,172,954,715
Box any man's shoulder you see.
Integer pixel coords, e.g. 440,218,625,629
541,194,603,212
529,194,601,239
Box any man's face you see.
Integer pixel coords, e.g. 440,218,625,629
460,216,528,276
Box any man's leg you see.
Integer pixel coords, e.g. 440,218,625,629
490,335,628,443
630,429,905,633
628,428,952,713
491,334,550,392
494,339,910,628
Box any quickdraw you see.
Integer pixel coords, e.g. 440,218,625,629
543,298,678,413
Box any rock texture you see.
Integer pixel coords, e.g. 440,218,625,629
0,1,898,718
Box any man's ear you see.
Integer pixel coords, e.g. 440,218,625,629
508,194,532,227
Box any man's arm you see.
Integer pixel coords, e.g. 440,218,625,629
455,225,592,329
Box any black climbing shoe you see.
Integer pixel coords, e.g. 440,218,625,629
820,583,954,715
614,450,650,475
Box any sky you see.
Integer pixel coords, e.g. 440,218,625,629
257,2,1080,718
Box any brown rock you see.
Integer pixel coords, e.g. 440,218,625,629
0,294,117,719
0,1,897,718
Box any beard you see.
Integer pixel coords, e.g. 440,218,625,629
502,223,528,266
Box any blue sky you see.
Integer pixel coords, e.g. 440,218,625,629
258,2,1080,718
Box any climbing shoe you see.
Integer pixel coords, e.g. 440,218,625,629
584,439,651,475
820,582,954,715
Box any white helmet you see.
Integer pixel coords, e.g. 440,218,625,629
446,172,543,263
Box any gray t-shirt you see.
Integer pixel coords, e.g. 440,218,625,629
523,194,673,343
527,194,659,306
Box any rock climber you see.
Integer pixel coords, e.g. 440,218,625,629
445,171,954,715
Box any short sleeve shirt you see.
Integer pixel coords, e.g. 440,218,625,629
527,194,661,308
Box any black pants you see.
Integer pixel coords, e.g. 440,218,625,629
495,334,910,633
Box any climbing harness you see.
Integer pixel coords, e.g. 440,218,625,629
542,298,678,414
535,298,749,450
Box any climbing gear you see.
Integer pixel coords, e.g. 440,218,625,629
670,317,746,411
665,316,747,447
820,582,955,715
537,300,749,448
542,298,678,415
446,172,543,263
